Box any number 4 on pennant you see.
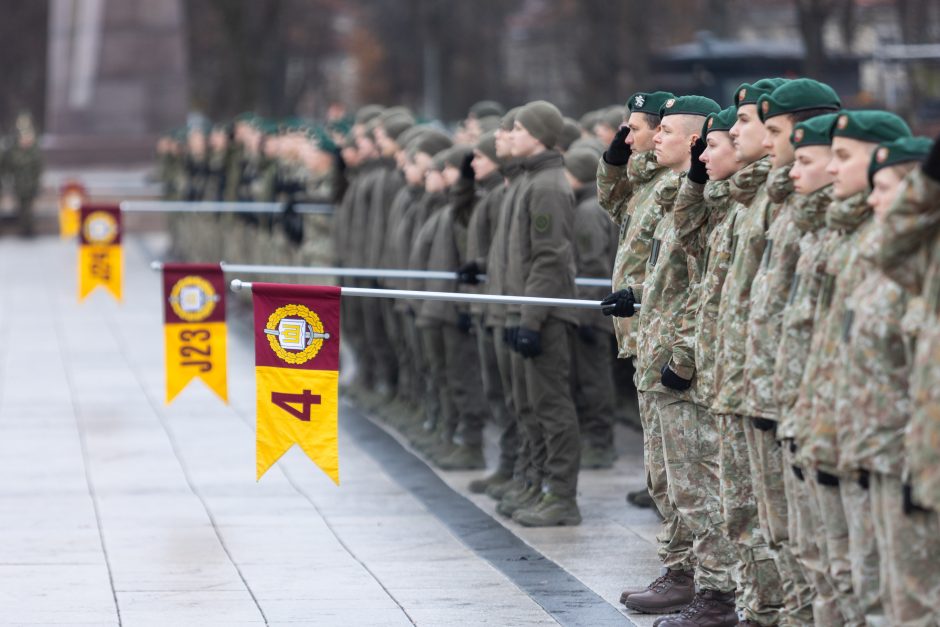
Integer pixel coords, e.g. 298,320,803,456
271,390,322,422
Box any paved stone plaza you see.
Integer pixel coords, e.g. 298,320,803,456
0,235,664,626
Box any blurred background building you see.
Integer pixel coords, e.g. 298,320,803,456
0,0,937,166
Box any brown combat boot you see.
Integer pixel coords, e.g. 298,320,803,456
656,589,738,627
622,569,695,614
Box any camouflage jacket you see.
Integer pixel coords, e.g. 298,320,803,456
712,157,774,415
801,192,872,474
633,172,699,398
597,151,670,358
674,179,736,408
484,161,526,327
505,150,578,330
573,186,619,333
743,165,799,420
464,172,506,319
773,186,833,441
876,168,940,508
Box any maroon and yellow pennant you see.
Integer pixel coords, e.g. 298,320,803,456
252,283,341,483
78,204,122,301
59,181,87,239
162,263,228,404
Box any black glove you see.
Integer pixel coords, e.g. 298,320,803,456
282,202,304,245
601,289,636,317
660,364,692,391
903,483,932,516
577,324,597,345
603,126,632,166
687,137,708,185
792,465,805,481
817,470,840,487
457,312,473,334
460,152,475,182
457,261,482,285
503,326,519,348
924,134,940,183
752,417,777,433
857,469,870,491
515,327,542,358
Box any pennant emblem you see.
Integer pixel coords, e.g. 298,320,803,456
162,264,228,403
253,283,341,483
78,205,122,301
59,181,86,239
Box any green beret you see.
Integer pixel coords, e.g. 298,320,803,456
702,106,737,138
868,136,932,184
627,91,675,117
757,79,841,122
831,110,912,144
791,113,839,149
660,95,721,119
733,78,789,108
307,126,337,153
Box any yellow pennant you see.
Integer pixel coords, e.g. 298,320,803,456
59,182,86,239
78,205,122,302
252,284,342,483
162,264,228,403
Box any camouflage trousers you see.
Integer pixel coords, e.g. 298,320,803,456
638,388,692,572
784,447,844,626
870,473,940,627
745,421,814,623
572,331,616,450
718,415,783,625
518,319,580,498
483,322,519,477
842,479,888,627
805,472,864,626
655,395,736,592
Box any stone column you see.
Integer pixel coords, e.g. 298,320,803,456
44,0,187,165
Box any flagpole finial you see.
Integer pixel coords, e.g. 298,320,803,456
150,261,163,271
231,279,251,293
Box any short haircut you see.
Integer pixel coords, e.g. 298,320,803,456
787,107,841,125
641,113,661,130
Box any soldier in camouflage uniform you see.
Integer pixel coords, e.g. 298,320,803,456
5,113,43,238
739,79,842,624
771,113,848,626
801,110,912,627
596,91,677,516
672,106,783,626
611,96,742,626
868,142,940,625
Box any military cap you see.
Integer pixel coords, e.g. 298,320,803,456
559,118,583,151
516,100,565,149
443,144,473,169
733,78,789,108
379,110,416,141
578,109,602,133
354,104,384,126
868,136,932,184
660,95,721,118
469,100,506,120
564,148,600,184
830,110,912,144
567,136,606,157
477,115,501,134
475,130,499,164
308,126,337,153
501,106,523,132
702,106,737,138
757,78,841,122
790,112,839,149
413,128,453,157
396,125,427,152
627,91,675,116
597,106,625,131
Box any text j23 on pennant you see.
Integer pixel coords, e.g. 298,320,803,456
78,205,122,302
162,263,228,404
252,283,341,484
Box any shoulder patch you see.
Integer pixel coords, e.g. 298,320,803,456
533,213,552,234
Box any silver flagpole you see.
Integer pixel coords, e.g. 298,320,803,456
149,261,611,288
229,279,641,312
121,200,333,214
